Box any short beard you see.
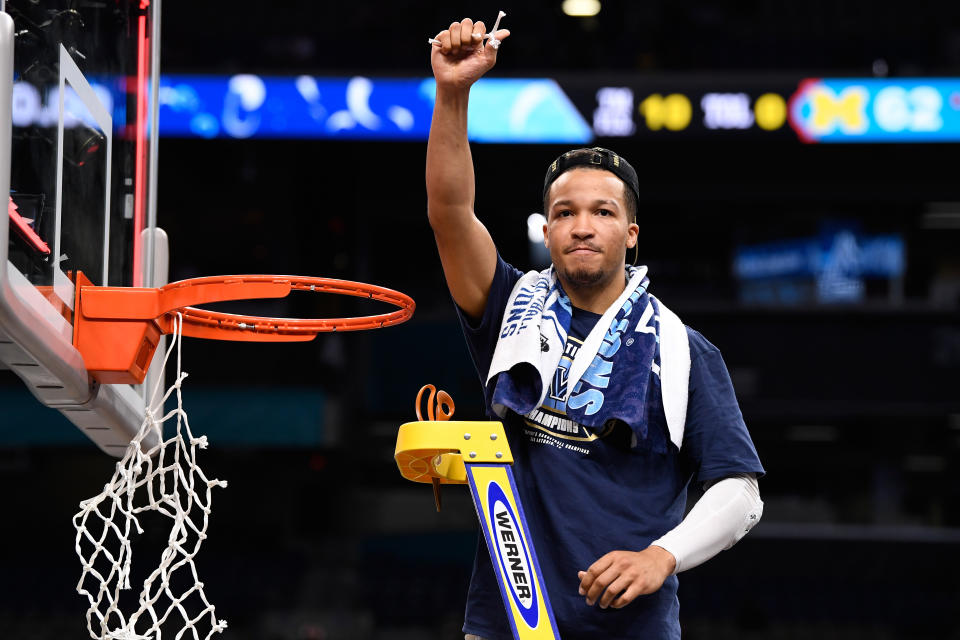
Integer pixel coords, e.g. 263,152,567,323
559,265,606,290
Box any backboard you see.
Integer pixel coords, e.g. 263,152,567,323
0,0,165,454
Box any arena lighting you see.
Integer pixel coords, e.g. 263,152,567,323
527,213,547,243
527,213,551,267
562,0,601,17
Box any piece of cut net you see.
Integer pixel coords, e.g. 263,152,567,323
74,314,228,640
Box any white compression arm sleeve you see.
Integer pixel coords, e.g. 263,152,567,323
651,473,763,574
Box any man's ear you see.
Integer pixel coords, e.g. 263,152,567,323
626,222,639,249
542,221,550,249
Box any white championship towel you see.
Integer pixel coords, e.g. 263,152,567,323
486,266,690,450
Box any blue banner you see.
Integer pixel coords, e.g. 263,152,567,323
734,233,905,280
733,230,905,304
158,75,592,143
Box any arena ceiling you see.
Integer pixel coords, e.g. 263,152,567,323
161,0,960,75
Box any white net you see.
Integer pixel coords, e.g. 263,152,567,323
73,315,228,640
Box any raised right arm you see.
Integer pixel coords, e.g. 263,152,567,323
426,18,510,319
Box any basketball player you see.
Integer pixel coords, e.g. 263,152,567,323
427,17,765,640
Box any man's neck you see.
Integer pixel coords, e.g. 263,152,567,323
560,272,628,314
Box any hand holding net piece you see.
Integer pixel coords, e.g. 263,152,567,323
73,314,227,640
427,10,507,48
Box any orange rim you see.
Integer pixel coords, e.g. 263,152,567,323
73,272,415,384
77,273,416,341
161,275,415,339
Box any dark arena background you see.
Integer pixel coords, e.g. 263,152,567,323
2,1,960,638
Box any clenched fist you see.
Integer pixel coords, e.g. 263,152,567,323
430,17,511,91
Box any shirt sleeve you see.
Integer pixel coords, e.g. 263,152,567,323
453,255,525,408
681,328,766,484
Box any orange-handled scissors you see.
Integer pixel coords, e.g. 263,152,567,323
416,383,455,422
415,384,455,512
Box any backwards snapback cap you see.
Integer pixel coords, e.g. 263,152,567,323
542,147,640,207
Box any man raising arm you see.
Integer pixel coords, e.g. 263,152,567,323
426,18,765,640
426,18,509,319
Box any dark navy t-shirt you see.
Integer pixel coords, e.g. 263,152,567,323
456,256,765,640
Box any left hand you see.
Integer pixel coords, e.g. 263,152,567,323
577,546,677,609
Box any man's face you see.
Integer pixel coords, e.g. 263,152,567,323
543,168,639,291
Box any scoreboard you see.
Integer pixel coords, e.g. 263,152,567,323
567,76,960,142
13,73,960,143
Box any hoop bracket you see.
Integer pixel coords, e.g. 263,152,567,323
72,272,415,384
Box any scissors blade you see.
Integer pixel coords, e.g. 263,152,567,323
432,477,442,512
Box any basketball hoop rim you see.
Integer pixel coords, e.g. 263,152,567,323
77,273,416,339
164,274,415,337
72,272,416,384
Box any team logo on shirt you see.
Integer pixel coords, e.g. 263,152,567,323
526,335,600,444
488,481,539,628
